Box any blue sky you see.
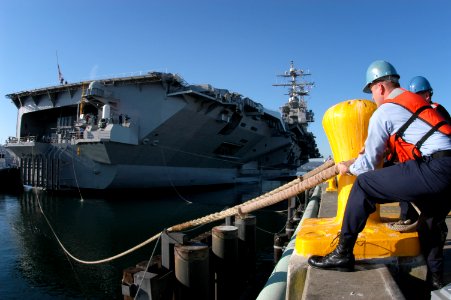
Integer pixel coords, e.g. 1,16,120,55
1,0,450,158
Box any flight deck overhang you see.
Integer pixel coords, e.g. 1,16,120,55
5,72,174,109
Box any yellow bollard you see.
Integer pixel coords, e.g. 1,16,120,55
295,99,419,259
323,99,381,224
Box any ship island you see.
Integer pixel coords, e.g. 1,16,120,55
4,61,320,191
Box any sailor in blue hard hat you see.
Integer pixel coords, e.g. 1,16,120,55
409,76,451,122
409,76,433,101
362,60,400,94
409,76,433,94
396,76,435,226
397,75,451,260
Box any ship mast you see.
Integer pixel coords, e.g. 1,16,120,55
273,60,315,127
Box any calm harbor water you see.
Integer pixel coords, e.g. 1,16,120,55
0,183,288,299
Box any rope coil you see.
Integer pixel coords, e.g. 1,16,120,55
385,203,421,232
385,219,418,232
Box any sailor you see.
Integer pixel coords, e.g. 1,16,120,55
409,76,451,123
398,76,451,224
307,60,451,291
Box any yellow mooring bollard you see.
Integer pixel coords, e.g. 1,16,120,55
295,99,419,259
325,177,337,192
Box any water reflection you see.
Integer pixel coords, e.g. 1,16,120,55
1,183,288,299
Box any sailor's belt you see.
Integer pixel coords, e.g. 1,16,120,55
431,150,451,159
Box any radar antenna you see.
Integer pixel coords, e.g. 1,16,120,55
273,61,315,126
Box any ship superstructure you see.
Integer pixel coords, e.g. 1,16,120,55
274,61,320,161
4,64,319,191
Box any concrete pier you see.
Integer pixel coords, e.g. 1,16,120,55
285,183,451,299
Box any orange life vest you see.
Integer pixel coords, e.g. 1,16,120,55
386,91,451,163
432,102,451,124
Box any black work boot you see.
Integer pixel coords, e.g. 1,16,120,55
308,234,357,272
430,272,445,290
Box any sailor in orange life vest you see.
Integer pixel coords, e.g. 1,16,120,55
398,76,451,224
307,60,451,291
409,75,451,124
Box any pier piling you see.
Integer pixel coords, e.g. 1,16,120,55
212,225,239,300
235,215,257,286
174,243,210,300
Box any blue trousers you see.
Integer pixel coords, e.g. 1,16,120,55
399,201,419,221
341,156,451,273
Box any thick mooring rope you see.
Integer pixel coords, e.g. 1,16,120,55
168,160,338,232
386,220,418,232
385,202,421,232
39,160,339,264
34,190,165,264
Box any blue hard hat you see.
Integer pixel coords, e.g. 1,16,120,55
408,76,433,94
363,60,400,93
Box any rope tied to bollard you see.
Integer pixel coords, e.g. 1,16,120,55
385,202,421,232
168,159,339,231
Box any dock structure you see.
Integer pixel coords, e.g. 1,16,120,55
254,182,451,299
118,173,451,299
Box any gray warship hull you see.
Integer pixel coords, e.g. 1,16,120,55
0,146,22,192
5,71,316,190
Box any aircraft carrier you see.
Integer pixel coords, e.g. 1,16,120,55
4,61,320,190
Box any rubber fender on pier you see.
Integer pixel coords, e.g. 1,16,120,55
256,185,321,300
